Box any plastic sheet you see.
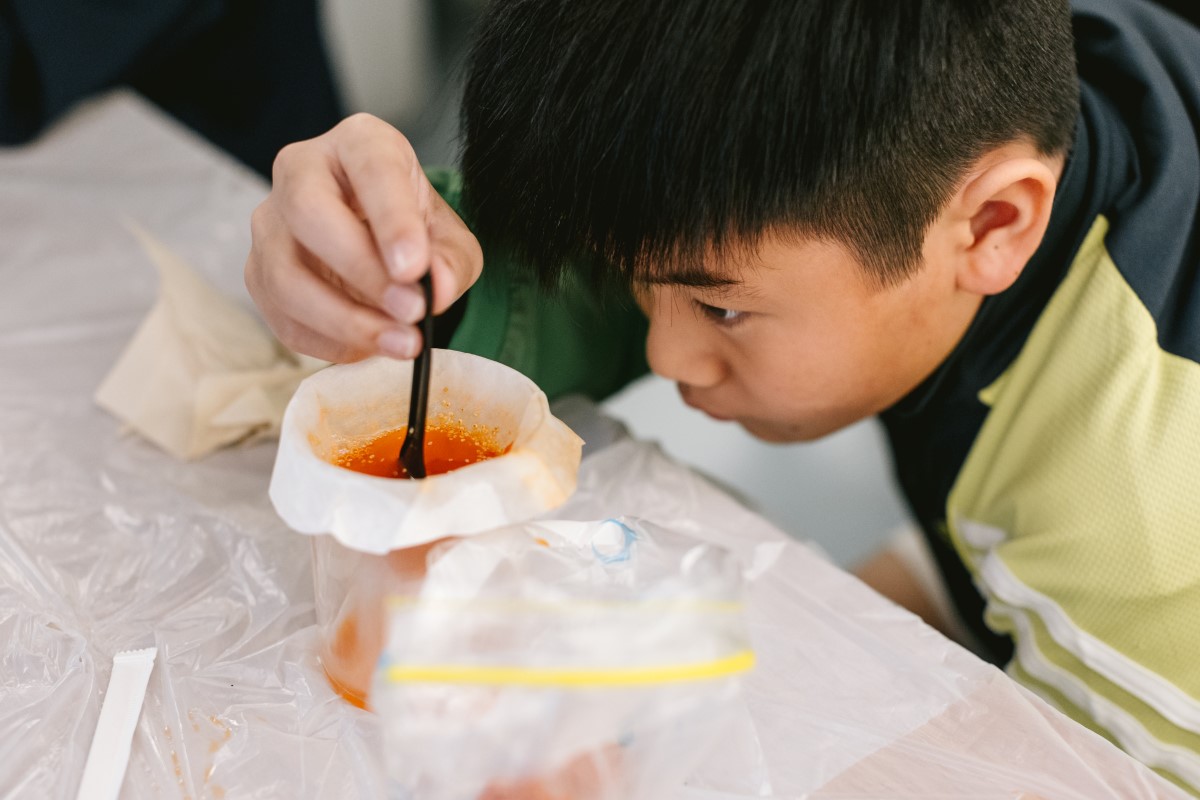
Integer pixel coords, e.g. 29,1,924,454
1,93,1190,799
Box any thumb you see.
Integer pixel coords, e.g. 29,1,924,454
426,189,484,313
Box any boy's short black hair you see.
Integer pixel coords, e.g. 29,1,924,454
460,0,1079,290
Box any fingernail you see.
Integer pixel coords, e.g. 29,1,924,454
378,328,420,359
382,284,425,323
387,241,419,281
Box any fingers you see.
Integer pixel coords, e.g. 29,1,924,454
426,189,484,313
250,114,487,362
246,203,425,361
330,114,483,311
332,114,432,283
274,145,392,310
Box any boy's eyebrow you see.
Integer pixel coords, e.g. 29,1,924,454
643,268,742,289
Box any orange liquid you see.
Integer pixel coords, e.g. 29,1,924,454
333,423,508,479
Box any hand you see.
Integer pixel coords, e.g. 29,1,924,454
245,113,483,362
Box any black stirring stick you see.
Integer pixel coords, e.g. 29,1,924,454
399,272,435,479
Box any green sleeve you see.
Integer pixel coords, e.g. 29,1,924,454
425,169,649,402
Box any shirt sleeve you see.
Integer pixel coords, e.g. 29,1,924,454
426,168,650,402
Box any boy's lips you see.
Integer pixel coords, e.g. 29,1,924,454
677,385,732,421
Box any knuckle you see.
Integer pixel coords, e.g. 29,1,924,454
348,256,386,294
347,312,381,345
279,184,324,230
338,116,415,171
342,112,411,143
256,256,284,300
243,254,261,298
271,141,307,184
341,111,377,129
272,317,305,353
249,202,272,241
464,234,484,277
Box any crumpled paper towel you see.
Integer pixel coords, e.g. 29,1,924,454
95,224,325,459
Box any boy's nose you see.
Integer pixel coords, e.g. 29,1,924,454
644,315,725,389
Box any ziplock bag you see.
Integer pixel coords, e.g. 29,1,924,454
371,517,755,800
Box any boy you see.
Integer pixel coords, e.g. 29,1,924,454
244,0,1200,790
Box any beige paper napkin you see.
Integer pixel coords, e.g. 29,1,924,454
95,225,325,459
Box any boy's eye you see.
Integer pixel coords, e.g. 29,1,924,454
695,301,747,326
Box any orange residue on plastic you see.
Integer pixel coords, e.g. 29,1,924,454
326,614,370,709
209,715,232,738
324,662,369,710
320,539,452,710
332,422,508,479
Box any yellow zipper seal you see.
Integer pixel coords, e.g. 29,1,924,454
383,649,755,688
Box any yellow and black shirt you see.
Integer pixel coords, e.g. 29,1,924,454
882,0,1200,791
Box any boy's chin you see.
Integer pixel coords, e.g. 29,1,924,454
738,415,846,444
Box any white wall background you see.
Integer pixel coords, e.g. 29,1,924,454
318,0,912,566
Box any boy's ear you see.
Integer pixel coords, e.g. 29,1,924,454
950,153,1059,296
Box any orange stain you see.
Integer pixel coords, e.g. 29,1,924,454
332,422,507,479
325,614,371,709
320,541,454,709
324,663,369,710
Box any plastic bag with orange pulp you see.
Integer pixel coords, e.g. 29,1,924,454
372,518,754,800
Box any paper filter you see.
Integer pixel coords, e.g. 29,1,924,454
269,352,583,554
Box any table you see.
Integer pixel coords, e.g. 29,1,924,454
0,91,1187,799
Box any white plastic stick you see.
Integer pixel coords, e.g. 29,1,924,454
76,647,158,800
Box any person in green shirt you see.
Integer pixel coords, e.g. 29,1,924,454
245,0,1200,790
